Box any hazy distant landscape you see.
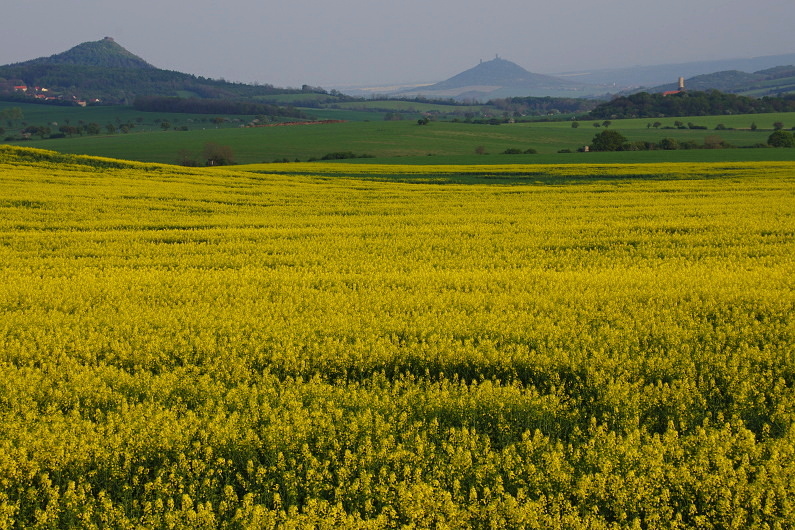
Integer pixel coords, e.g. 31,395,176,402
4,38,795,103
1,38,794,166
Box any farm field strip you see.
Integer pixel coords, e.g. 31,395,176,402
6,108,795,165
1,146,794,527
236,160,795,183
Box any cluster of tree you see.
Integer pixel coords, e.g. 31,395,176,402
176,142,235,167
502,147,537,154
573,120,614,128
5,118,143,140
589,90,795,119
768,130,795,147
315,151,374,161
645,120,709,130
19,125,52,139
589,129,794,152
490,96,599,116
132,96,306,118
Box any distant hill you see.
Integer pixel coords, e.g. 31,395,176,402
645,66,795,97
0,38,328,105
554,53,795,89
396,57,607,100
16,37,156,70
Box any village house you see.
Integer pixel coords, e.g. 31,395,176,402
11,85,52,96
663,77,686,96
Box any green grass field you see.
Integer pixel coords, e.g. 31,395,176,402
0,99,481,126
7,117,795,165
3,102,795,165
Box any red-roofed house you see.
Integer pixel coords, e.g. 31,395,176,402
663,77,686,96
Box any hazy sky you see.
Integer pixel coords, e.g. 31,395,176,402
3,0,793,89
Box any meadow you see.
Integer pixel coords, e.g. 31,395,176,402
0,145,793,528
7,114,795,166
0,101,253,135
4,101,794,165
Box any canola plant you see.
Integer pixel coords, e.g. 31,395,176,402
0,146,793,528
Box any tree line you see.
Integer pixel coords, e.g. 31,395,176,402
590,90,795,119
490,96,599,115
589,128,795,152
132,96,306,118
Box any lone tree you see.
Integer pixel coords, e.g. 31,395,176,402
203,142,235,166
176,149,198,167
590,130,627,152
0,106,23,125
768,130,795,148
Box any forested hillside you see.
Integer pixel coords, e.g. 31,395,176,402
16,37,156,70
647,65,795,97
0,38,330,105
591,90,795,119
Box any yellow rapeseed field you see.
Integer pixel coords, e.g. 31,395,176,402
1,145,794,528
